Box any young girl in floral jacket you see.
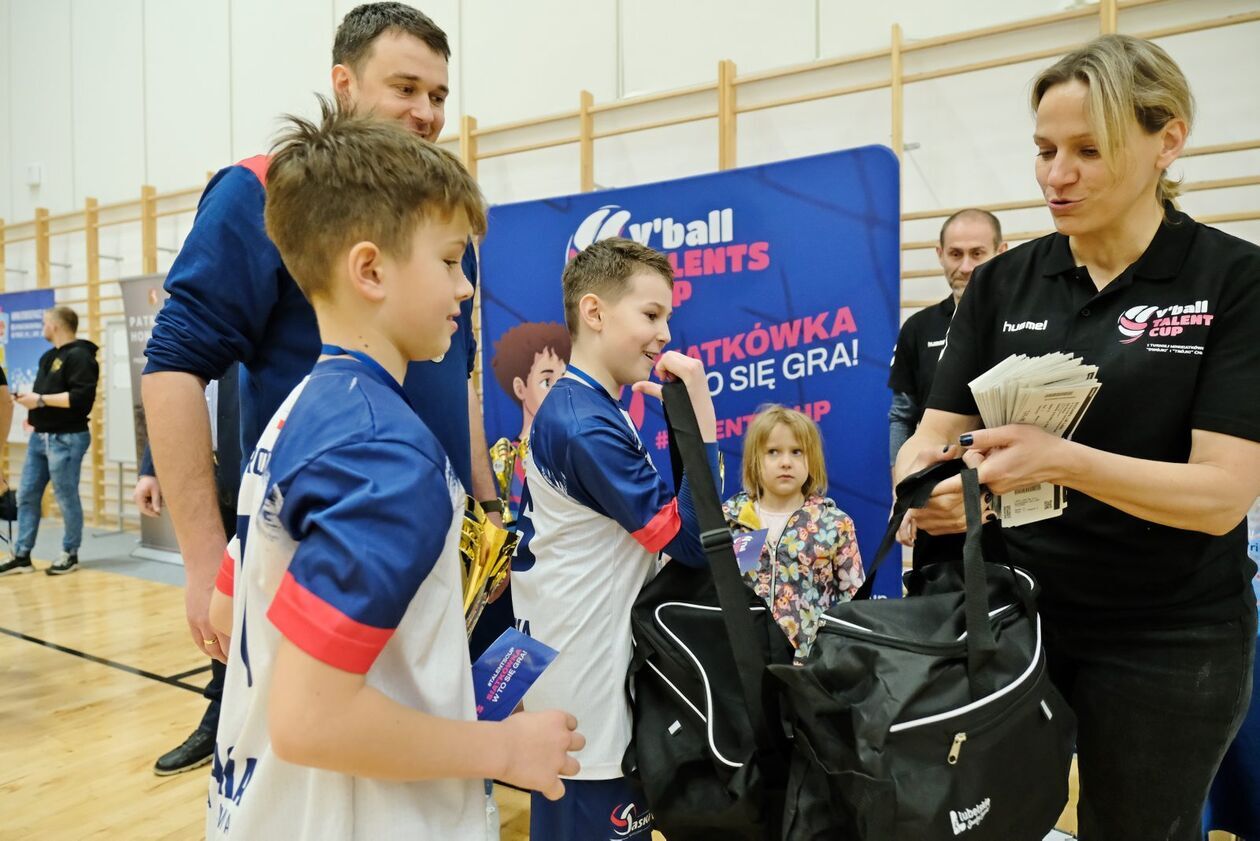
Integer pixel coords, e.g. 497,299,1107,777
723,405,864,662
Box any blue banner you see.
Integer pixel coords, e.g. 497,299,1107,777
480,147,902,597
0,289,57,444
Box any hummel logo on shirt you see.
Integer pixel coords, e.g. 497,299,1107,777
1002,320,1048,332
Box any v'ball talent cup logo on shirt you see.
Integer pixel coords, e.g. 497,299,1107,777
1117,300,1214,344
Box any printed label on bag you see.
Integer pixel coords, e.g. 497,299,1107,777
732,528,769,574
471,627,558,721
948,797,991,835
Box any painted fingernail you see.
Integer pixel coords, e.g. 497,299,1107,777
985,512,998,522
942,445,951,453
959,433,974,447
983,492,993,503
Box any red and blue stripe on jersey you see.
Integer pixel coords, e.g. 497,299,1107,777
242,358,459,674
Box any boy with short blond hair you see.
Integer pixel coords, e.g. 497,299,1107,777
206,100,582,839
512,237,723,839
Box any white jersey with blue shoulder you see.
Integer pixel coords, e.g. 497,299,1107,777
512,367,692,779
208,356,484,840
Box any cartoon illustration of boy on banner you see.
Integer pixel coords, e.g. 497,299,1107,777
487,322,571,525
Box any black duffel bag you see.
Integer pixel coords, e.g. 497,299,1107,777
622,380,794,840
770,460,1077,841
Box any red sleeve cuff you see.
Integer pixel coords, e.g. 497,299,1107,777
267,571,395,674
632,498,682,553
215,548,235,597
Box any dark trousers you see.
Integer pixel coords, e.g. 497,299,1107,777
1044,609,1257,841
198,658,226,733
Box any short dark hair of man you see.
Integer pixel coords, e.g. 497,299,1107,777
333,2,450,70
938,208,1003,250
47,306,78,333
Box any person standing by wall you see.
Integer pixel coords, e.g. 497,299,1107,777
0,307,98,576
888,209,1005,566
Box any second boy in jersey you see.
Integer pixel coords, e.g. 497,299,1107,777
512,238,723,840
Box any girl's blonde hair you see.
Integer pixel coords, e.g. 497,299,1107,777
1031,34,1194,207
741,405,828,500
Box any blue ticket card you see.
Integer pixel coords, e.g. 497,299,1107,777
733,528,769,574
471,627,559,721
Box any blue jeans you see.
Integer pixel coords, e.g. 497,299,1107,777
17,430,91,555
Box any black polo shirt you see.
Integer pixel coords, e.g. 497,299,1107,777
928,207,1260,628
888,296,955,423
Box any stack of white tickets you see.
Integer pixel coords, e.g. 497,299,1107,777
968,352,1101,527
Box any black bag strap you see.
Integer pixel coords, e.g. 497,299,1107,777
661,380,779,760
855,460,1033,610
853,461,1010,697
959,467,998,691
853,459,964,601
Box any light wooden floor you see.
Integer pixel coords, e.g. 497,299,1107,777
0,562,1235,840
0,564,210,840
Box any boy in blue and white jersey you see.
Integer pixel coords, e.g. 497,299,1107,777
205,102,583,840
513,237,723,840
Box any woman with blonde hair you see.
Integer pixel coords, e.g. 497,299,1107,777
896,35,1260,839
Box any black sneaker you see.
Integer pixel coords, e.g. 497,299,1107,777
46,552,79,575
154,727,215,776
0,555,33,576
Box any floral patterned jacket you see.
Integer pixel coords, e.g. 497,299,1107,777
723,491,865,662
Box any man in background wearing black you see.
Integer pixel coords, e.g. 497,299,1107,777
889,210,1005,565
0,307,98,576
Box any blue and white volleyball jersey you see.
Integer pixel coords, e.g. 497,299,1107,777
208,357,484,840
512,368,720,779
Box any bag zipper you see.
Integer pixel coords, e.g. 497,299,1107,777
947,732,967,765
816,603,1018,654
887,613,1044,735
940,654,1047,766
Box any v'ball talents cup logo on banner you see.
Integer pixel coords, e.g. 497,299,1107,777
481,147,902,595
568,205,770,303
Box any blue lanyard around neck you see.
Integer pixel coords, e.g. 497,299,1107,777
320,344,411,407
565,364,621,405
